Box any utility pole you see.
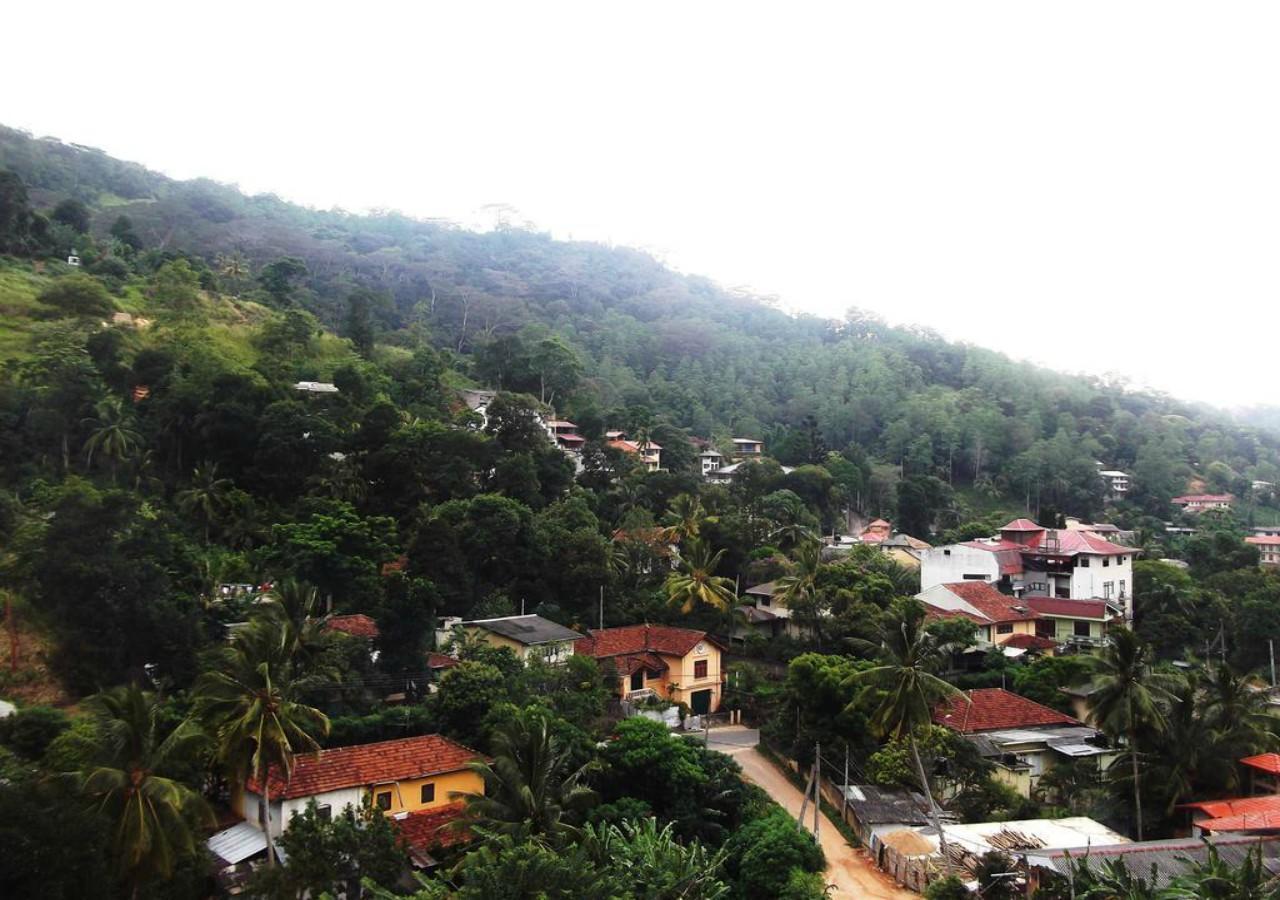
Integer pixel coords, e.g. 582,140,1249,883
813,740,820,838
843,745,850,822
797,764,814,831
599,585,604,630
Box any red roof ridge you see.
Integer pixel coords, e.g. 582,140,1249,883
933,687,1079,733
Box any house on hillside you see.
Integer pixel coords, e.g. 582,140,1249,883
607,437,662,471
706,460,795,485
1246,534,1280,566
933,688,1114,798
877,532,931,569
231,734,485,843
1172,493,1234,512
916,582,1043,653
731,438,764,459
294,381,339,394
575,624,726,715
737,580,808,640
920,518,1138,620
700,449,724,477
442,615,582,665
1099,470,1130,499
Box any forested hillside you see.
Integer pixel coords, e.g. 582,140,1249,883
8,126,1280,898
5,123,1280,531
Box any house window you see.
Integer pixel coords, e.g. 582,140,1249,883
996,623,1014,634
316,804,332,821
1077,557,1089,568
694,660,708,679
375,790,392,811
943,549,951,556
1074,621,1092,637
630,670,644,691
1103,582,1114,599
1036,620,1056,639
1103,557,1110,567
1119,580,1126,598
421,783,435,804
760,595,771,607
963,574,986,581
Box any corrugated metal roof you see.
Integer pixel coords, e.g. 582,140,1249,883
1026,836,1280,887
207,821,267,864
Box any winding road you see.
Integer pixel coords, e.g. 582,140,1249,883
707,727,917,899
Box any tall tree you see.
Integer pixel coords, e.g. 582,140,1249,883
82,397,142,483
455,710,597,842
80,684,212,898
665,538,736,613
1085,627,1175,841
192,616,330,865
853,597,967,863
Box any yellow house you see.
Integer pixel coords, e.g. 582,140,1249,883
451,614,584,664
234,734,485,839
575,624,726,715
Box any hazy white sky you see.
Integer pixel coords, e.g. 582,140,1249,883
4,2,1278,408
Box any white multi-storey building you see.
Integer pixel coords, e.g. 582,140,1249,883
920,518,1136,620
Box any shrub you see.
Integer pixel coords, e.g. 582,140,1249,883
37,273,114,317
0,705,71,760
725,808,825,899
778,868,831,899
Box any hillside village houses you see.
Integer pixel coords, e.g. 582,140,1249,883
921,518,1138,620
1247,533,1280,566
916,582,1112,657
1172,492,1235,512
210,733,485,876
438,614,583,665
574,624,726,716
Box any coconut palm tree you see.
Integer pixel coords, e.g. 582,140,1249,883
80,684,213,898
256,578,339,677
852,597,967,862
192,616,330,866
775,539,824,642
176,462,233,543
1085,627,1176,841
1203,662,1278,755
661,493,715,544
454,711,596,842
664,538,737,613
82,397,142,483
216,251,250,297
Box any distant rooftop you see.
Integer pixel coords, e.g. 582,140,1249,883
459,614,584,646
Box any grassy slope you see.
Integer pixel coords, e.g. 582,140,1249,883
0,259,359,377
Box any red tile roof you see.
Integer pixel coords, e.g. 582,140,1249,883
1246,535,1280,547
325,614,380,639
396,802,471,850
1000,633,1058,650
1172,494,1234,504
1001,518,1043,531
933,688,1080,734
556,433,586,444
1023,597,1112,619
1241,753,1280,776
1180,795,1280,820
1199,811,1280,833
575,624,717,661
608,651,669,676
936,582,1040,624
245,734,483,800
427,652,459,670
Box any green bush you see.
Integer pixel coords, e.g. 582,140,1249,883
725,808,825,899
778,868,831,899
0,705,71,760
37,273,114,317
924,874,972,899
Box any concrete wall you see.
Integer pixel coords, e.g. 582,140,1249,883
920,545,1000,591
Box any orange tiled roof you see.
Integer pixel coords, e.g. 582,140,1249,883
933,688,1079,734
1241,753,1280,776
427,652,459,670
1023,597,1112,619
396,802,472,850
245,734,483,800
1199,811,1280,833
575,624,717,660
325,614,380,639
936,582,1040,625
1181,795,1280,820
1000,633,1058,650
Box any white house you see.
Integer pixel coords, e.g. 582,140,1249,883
294,381,339,394
920,518,1138,620
731,438,764,458
1099,470,1130,498
700,449,724,477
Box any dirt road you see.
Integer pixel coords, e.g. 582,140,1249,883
727,741,917,899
